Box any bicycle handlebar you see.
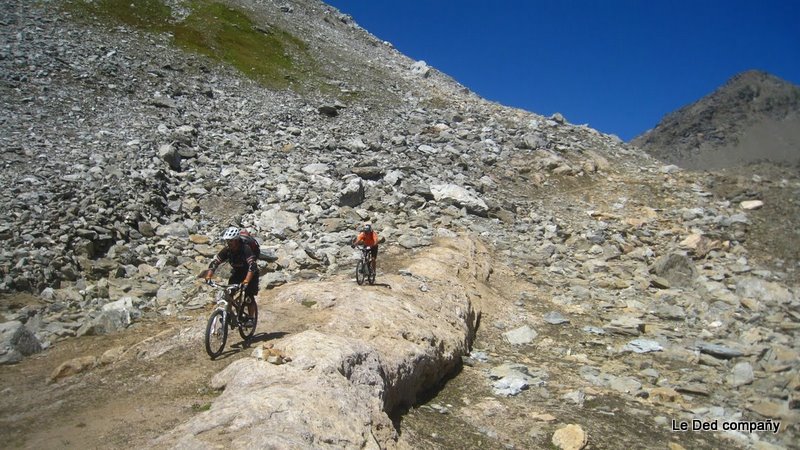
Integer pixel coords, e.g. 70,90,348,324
204,279,241,291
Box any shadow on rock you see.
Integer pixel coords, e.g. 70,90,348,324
243,331,290,346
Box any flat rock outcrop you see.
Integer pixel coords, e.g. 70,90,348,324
155,235,486,448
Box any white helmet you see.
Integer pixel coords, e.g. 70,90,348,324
221,227,240,240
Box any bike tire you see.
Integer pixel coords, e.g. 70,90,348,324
205,309,228,359
238,295,259,340
356,259,366,285
368,262,376,285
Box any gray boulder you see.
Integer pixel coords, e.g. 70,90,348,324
77,309,132,336
0,320,43,364
430,184,488,217
256,208,300,235
158,143,181,171
651,253,697,288
339,177,366,207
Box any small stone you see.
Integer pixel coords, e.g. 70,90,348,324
749,401,786,419
728,362,754,387
740,200,764,210
318,105,338,117
676,383,710,396
543,311,570,325
649,387,682,405
530,412,557,422
189,234,210,244
503,325,538,345
695,342,744,359
48,356,97,383
552,424,587,450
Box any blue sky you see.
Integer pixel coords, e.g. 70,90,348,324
324,1,800,141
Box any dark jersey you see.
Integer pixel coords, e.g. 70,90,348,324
209,240,258,274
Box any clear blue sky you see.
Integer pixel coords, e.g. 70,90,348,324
324,0,800,141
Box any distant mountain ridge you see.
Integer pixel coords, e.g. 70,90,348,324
632,70,800,170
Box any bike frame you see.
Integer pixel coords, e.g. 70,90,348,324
355,245,376,285
360,246,374,265
207,280,243,325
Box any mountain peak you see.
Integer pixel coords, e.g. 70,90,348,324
632,70,800,170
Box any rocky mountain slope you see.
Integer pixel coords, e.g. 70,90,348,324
631,70,800,170
1,1,799,449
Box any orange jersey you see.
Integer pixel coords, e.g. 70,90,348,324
356,231,378,247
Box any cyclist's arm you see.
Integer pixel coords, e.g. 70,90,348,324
207,248,230,278
352,233,365,246
242,246,257,286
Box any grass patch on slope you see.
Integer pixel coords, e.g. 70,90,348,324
69,0,319,91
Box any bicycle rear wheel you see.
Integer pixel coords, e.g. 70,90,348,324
205,309,228,359
238,295,258,340
356,259,366,285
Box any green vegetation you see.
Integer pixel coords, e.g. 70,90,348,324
174,2,306,89
190,401,212,412
86,0,173,31
69,0,320,91
301,300,317,308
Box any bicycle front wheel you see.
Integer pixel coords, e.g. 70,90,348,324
238,296,259,340
368,261,376,285
205,309,228,359
356,259,366,285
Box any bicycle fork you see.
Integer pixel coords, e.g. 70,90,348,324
215,300,232,329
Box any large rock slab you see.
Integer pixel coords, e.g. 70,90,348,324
155,236,488,448
430,184,488,217
256,208,300,235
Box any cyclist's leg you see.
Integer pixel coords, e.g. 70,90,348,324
245,272,259,317
228,269,247,311
370,246,378,272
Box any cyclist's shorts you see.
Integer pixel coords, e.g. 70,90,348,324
229,269,260,296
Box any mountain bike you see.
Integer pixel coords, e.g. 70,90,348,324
355,245,376,285
203,279,258,359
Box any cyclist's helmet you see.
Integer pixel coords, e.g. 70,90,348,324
363,223,372,232
221,227,240,241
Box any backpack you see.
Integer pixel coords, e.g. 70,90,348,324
238,229,261,258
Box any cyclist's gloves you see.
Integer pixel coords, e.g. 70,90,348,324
239,283,248,291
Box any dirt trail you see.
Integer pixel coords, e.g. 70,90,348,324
0,247,415,449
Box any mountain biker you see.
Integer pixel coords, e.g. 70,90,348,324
351,223,379,274
205,227,258,323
